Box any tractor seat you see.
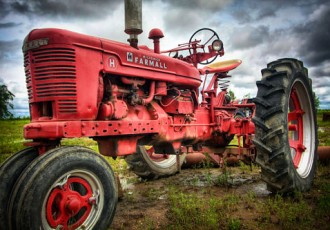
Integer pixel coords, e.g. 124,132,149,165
199,59,242,75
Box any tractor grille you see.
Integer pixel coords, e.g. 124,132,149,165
24,47,78,114
24,52,33,100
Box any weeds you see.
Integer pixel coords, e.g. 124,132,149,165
167,188,222,229
215,166,234,189
167,187,245,230
264,194,313,229
227,218,241,230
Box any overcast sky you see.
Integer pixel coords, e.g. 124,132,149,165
0,0,329,116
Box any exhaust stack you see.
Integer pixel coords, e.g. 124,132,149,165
125,0,142,48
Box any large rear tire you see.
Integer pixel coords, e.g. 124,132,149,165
8,146,117,230
125,145,185,179
253,58,317,193
0,147,38,227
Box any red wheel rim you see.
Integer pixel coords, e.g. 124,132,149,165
288,88,305,168
146,147,170,162
46,177,93,229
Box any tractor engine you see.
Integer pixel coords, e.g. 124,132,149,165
22,26,212,156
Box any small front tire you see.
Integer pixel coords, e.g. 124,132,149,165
0,147,38,227
8,146,117,230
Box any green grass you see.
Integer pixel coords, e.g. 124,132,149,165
165,183,329,230
317,110,330,146
166,188,230,229
0,119,29,162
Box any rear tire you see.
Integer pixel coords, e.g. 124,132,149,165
253,58,317,193
8,146,117,230
125,145,185,179
0,148,38,227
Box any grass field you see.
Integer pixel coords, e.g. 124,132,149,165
0,111,329,229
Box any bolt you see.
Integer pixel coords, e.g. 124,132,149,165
88,190,100,207
88,197,97,205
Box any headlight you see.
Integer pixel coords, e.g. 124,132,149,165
212,39,223,52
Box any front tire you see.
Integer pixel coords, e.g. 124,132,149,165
253,58,317,193
8,146,117,230
0,148,38,227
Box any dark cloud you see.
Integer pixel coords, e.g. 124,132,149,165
229,25,270,50
0,1,10,19
161,0,231,12
1,0,122,20
310,62,330,77
230,0,327,24
161,0,230,33
0,22,22,28
231,9,253,24
162,9,204,34
296,4,330,66
229,1,276,23
0,40,21,63
256,6,276,20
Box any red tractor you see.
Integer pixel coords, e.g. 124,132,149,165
0,0,317,229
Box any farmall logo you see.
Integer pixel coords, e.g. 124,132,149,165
126,52,167,69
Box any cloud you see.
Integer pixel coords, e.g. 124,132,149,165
228,25,270,50
0,1,10,19
309,61,330,109
231,9,253,24
0,22,22,28
0,40,22,63
161,0,232,35
296,4,330,66
162,0,232,12
2,0,122,20
229,1,278,24
0,77,28,115
5,79,29,114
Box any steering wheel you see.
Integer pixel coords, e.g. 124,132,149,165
189,28,221,65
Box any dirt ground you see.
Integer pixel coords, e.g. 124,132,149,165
110,166,269,229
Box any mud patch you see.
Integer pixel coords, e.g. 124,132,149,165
110,166,270,229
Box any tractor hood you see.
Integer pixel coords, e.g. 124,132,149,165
24,28,202,88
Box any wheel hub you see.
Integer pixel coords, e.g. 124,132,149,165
66,196,82,215
288,88,306,169
46,177,93,229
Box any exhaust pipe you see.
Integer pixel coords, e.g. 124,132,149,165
124,0,142,48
